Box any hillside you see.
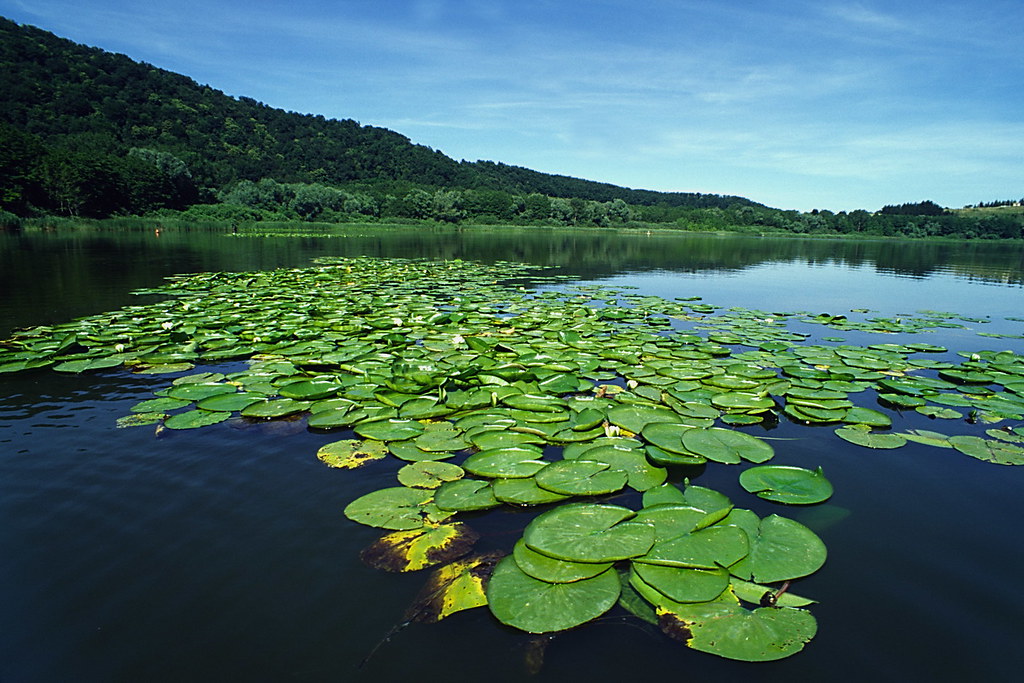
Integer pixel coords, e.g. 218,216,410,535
0,16,756,219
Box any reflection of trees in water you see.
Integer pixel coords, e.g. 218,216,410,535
1,228,1021,338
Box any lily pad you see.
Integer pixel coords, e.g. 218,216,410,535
681,427,774,464
738,466,833,505
433,479,500,511
729,514,827,584
487,555,621,633
834,425,907,449
533,459,629,496
344,486,434,530
397,460,466,488
317,439,389,469
523,503,656,563
512,539,613,583
360,523,479,572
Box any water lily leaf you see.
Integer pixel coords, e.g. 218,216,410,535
730,578,817,608
195,392,263,412
462,446,547,479
469,429,547,449
523,503,655,563
129,396,191,413
902,429,954,448
637,522,749,570
681,428,774,464
834,425,907,449
406,552,500,623
317,439,389,469
641,483,687,507
52,356,123,373
163,409,231,430
738,466,833,505
306,406,355,429
343,486,434,530
567,445,667,491
842,406,892,428
711,392,775,413
389,440,456,462
354,418,425,441
491,477,571,506
240,398,311,418
397,461,465,488
948,435,1024,465
360,523,479,572
413,428,471,453
166,382,237,400
487,555,621,633
657,595,817,662
278,379,341,400
729,514,827,584
631,562,730,603
116,412,166,428
512,539,613,583
433,479,500,511
533,459,628,496
607,403,682,433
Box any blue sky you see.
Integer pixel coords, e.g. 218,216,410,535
2,0,1022,211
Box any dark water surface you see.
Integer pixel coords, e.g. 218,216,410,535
1,225,1023,682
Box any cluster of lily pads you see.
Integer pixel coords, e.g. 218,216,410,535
2,256,1023,663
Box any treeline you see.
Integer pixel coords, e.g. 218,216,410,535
0,16,1021,240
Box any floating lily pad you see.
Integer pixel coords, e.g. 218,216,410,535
729,514,827,584
433,479,500,511
523,503,656,563
738,466,833,505
487,556,621,633
834,425,907,449
533,459,628,496
512,539,613,583
491,477,572,506
462,446,548,479
354,418,425,441
360,523,479,572
343,486,434,530
681,427,774,464
407,553,499,623
163,409,231,430
632,562,730,603
948,435,1024,465
317,439,389,469
397,460,465,488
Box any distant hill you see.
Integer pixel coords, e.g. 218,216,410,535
0,16,758,216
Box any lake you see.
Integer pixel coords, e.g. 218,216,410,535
1,224,1023,682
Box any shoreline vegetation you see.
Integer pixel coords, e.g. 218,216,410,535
4,213,1024,244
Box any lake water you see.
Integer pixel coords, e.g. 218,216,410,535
1,225,1023,682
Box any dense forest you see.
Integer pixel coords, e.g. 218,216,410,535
1,16,1021,239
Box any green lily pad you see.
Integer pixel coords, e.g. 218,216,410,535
632,562,730,603
462,446,548,479
738,466,833,505
343,486,434,530
523,503,656,563
729,514,827,584
680,427,774,464
533,459,629,496
354,418,425,441
491,477,572,506
487,556,621,633
948,435,1024,465
433,479,500,511
163,409,231,430
834,425,907,449
195,392,263,412
397,461,466,488
240,398,311,418
512,539,613,583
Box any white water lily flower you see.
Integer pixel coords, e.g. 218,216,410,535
160,321,174,330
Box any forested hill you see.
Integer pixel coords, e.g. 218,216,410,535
0,16,756,217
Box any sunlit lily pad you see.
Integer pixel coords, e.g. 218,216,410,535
354,418,425,441
632,562,730,603
316,439,389,469
360,523,479,572
407,553,500,623
534,459,628,496
834,425,907,449
729,514,827,584
680,427,774,464
462,446,548,479
738,466,833,505
512,539,613,583
397,460,466,488
523,503,656,563
487,555,621,633
491,477,572,505
948,435,1024,465
344,486,434,530
433,479,500,511
163,409,231,430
